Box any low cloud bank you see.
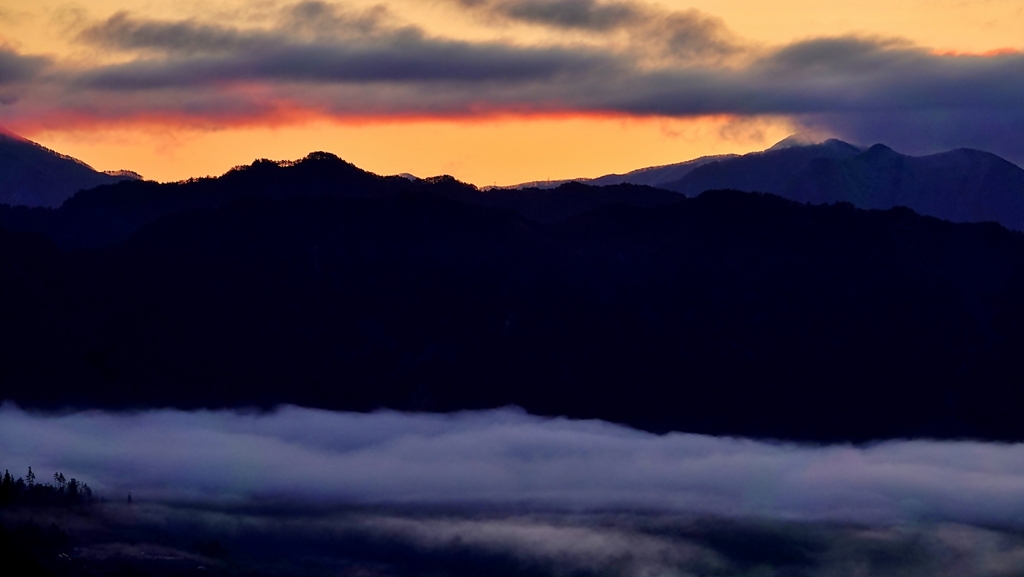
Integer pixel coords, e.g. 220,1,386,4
3,404,1024,527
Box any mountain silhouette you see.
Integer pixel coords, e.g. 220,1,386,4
0,152,681,249
510,137,1024,232
494,154,735,190
658,139,1024,231
0,130,141,208
3,153,1024,442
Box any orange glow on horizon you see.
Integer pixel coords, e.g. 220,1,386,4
2,0,1020,185
7,105,737,135
27,114,798,186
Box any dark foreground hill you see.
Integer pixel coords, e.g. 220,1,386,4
0,132,140,208
4,153,1024,442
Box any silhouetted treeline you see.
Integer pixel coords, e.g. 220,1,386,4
0,153,681,249
0,468,93,508
4,153,1024,441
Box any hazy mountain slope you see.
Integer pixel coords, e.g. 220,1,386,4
492,155,735,190
663,139,864,196
662,140,1024,230
0,132,140,208
586,155,738,186
3,155,1024,441
795,145,1024,225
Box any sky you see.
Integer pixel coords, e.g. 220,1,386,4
0,0,1021,184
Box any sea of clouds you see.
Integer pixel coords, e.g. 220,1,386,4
3,403,1024,528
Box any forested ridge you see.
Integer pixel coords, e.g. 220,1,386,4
4,153,1024,441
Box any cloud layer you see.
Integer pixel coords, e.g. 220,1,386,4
4,404,1024,528
0,1,1021,161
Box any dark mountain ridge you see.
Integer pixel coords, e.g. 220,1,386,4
0,153,682,249
0,131,140,208
3,153,1024,442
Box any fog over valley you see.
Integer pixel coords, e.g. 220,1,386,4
5,404,1024,527
8,405,1024,576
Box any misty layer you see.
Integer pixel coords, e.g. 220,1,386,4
4,404,1024,527
11,503,1024,577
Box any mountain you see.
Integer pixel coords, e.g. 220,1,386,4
515,137,1024,232
0,153,682,249
3,153,1024,442
493,154,735,190
659,139,1024,231
0,130,141,208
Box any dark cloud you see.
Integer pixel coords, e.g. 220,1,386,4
0,47,50,85
798,109,1024,166
1,3,1022,162
456,0,644,31
75,39,612,89
5,404,1024,529
73,6,614,90
78,12,269,55
78,3,394,55
452,0,742,62
281,0,393,38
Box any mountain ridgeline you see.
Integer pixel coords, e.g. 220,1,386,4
597,138,1024,232
0,154,682,249
0,132,140,208
4,152,1024,442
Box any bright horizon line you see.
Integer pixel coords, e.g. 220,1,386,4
10,125,825,187
22,127,1022,189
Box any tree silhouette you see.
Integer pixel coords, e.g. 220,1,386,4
0,465,94,508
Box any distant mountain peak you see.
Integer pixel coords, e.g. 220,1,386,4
766,134,861,154
767,134,821,150
864,143,898,155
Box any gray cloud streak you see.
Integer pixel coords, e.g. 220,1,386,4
2,2,1023,161
4,404,1024,528
75,39,613,88
73,7,615,89
456,0,645,31
0,47,50,85
453,0,742,62
78,2,396,55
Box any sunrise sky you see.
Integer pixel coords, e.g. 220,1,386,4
0,0,1021,184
